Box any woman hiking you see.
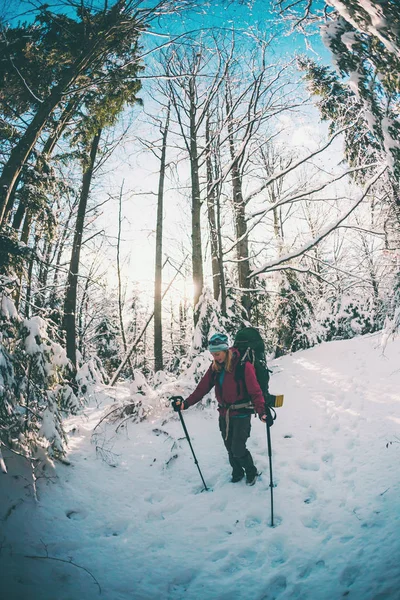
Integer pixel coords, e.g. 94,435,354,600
173,333,267,486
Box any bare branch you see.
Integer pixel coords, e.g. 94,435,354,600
250,164,388,276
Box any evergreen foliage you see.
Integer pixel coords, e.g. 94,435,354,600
273,271,316,357
93,315,121,378
192,286,226,355
0,278,81,465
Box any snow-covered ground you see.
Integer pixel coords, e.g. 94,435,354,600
1,333,399,600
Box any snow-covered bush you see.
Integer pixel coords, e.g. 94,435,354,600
381,271,400,345
0,278,81,469
320,295,379,341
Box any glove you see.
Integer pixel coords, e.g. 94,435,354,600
260,407,275,427
171,397,186,412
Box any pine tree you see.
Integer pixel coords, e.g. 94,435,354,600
191,286,225,355
93,315,121,378
273,271,315,357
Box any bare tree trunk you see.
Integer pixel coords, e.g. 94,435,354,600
35,238,53,309
188,78,204,322
226,83,251,317
63,128,101,370
116,181,135,378
206,115,221,303
24,233,39,318
117,181,128,354
154,104,170,372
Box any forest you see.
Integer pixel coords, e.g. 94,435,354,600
0,0,399,473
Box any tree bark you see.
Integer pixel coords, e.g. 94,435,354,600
0,81,80,226
188,77,204,322
116,181,135,378
226,83,251,317
154,104,170,372
12,98,80,232
205,115,221,303
63,128,101,370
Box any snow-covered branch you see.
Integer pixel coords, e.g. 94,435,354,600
250,164,388,276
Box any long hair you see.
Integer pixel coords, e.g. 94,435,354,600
212,349,234,373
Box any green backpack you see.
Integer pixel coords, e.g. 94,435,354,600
234,327,284,412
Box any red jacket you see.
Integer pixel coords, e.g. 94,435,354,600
185,348,265,417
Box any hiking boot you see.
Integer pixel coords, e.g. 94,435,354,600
246,471,259,486
231,471,245,483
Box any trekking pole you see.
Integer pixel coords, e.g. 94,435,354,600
170,396,208,492
266,423,274,527
265,407,276,527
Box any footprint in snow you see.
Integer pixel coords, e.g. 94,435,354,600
290,474,309,489
304,489,317,504
146,509,165,522
340,565,361,587
245,516,262,529
321,453,333,464
144,491,164,504
260,575,287,599
297,559,326,580
340,535,354,544
168,569,195,595
102,527,122,538
297,460,320,472
65,509,86,520
210,548,229,562
237,548,259,566
300,515,319,529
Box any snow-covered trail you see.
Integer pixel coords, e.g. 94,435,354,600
1,334,399,600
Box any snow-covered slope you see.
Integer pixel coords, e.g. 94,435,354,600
1,333,399,600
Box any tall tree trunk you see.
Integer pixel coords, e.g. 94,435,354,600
215,179,227,317
205,115,221,303
154,104,170,373
226,84,251,317
116,181,135,378
12,98,80,231
63,128,101,370
0,82,78,225
189,78,204,323
24,233,40,318
35,238,53,309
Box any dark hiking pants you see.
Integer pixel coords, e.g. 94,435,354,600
219,415,256,479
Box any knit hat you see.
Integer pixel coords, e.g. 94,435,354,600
208,333,229,353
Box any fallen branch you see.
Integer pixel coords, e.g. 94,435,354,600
25,540,101,595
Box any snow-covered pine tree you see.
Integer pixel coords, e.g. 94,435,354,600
192,286,226,355
93,314,120,379
0,277,81,470
273,270,316,357
223,272,251,340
